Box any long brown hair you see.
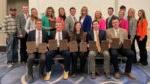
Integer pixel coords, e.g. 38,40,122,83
73,21,83,33
138,9,147,20
58,7,66,21
45,7,55,18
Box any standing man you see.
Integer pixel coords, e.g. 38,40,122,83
65,7,77,33
106,7,118,29
17,4,29,63
106,17,135,79
2,8,18,65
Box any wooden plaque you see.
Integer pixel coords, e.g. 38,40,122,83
88,41,97,51
48,40,57,51
59,40,68,51
101,40,109,51
111,38,120,49
123,39,132,49
26,41,36,54
38,43,48,53
79,42,87,52
69,41,78,52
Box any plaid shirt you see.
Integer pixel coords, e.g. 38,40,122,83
1,15,17,35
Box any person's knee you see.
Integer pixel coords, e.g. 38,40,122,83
103,51,110,60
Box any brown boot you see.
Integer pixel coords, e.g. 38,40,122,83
124,73,136,80
43,72,51,81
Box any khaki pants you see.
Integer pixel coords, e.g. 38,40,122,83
88,50,110,75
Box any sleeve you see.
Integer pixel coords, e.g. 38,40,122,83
141,19,148,38
1,16,8,33
65,18,70,32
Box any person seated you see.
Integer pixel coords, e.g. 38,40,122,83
26,19,48,82
69,22,87,77
44,21,71,80
106,17,135,79
87,20,110,79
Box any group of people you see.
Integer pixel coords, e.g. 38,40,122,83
1,4,149,83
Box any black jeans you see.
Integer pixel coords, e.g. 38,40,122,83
46,50,71,72
109,48,134,73
27,52,45,77
20,34,28,62
136,35,148,65
71,52,87,74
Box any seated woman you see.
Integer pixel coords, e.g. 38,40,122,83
69,22,87,77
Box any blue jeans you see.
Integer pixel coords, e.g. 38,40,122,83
6,33,18,63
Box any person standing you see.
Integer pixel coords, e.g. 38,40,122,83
2,8,18,65
25,8,38,34
42,7,56,37
17,4,29,63
119,10,129,31
94,11,106,40
65,7,77,33
56,7,66,30
79,6,92,33
106,7,118,29
127,8,137,63
136,9,148,66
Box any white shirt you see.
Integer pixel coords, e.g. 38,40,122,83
35,29,42,46
25,17,36,33
80,16,85,25
55,31,62,47
94,30,99,42
24,13,29,21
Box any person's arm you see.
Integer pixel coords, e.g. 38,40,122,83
140,19,148,40
65,17,70,33
1,16,8,33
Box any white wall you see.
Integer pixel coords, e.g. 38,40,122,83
29,0,115,20
118,0,150,28
29,0,150,28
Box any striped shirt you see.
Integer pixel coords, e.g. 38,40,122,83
2,15,17,35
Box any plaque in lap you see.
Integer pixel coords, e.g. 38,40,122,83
101,40,109,51
79,42,87,52
59,40,68,51
123,39,132,49
89,41,97,51
48,40,57,51
26,41,36,54
111,38,120,49
69,41,78,52
38,43,48,53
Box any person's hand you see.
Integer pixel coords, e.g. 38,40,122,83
49,18,55,21
139,37,144,41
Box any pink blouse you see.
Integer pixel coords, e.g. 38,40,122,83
56,17,65,29
119,18,129,31
98,18,106,30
